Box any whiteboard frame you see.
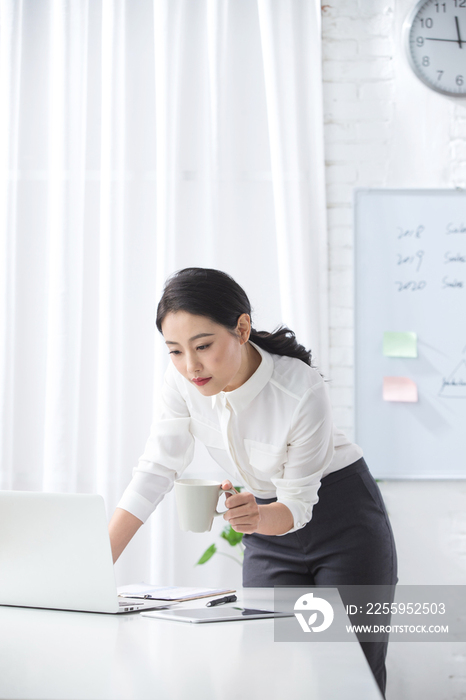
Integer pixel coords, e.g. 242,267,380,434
353,187,466,480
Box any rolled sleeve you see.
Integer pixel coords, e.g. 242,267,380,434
117,480,163,523
273,382,334,535
273,474,322,534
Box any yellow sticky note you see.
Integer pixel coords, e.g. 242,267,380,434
383,376,418,403
383,332,417,358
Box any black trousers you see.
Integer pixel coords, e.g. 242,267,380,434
242,458,398,699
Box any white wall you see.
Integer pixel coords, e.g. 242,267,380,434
322,2,466,698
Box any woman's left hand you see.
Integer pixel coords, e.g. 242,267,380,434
221,480,261,534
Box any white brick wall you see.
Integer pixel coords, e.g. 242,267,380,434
322,1,396,438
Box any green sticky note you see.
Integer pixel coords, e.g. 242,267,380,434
383,332,417,358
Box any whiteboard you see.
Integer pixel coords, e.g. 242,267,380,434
354,189,466,479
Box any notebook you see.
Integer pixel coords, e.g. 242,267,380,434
0,490,175,614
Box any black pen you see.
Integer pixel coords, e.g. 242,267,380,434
206,594,237,607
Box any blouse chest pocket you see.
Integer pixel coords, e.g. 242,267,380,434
244,439,287,476
189,417,225,450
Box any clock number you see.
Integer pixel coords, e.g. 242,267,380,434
454,0,466,7
416,36,424,46
437,70,444,80
422,56,430,66
456,75,464,86
420,18,433,28
434,3,446,10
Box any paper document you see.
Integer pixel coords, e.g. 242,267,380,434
118,584,236,601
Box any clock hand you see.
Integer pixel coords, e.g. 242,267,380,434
455,16,463,49
425,37,462,42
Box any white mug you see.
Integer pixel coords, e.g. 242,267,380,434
174,479,236,533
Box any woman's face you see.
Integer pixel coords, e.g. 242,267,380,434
161,311,253,396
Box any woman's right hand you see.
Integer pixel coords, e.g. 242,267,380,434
220,480,261,534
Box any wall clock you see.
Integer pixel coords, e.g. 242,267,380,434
403,0,466,96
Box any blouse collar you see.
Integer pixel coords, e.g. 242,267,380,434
211,341,274,415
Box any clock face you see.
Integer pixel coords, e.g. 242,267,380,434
404,0,466,96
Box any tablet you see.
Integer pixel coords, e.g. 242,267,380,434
140,606,294,623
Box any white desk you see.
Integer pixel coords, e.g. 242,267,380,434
0,589,383,700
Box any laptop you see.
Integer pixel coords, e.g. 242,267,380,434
0,490,168,614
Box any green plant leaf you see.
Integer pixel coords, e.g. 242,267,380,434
194,488,245,567
221,525,243,547
196,543,217,565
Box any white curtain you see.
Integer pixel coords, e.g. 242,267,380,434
0,0,327,587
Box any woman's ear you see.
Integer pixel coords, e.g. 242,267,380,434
236,313,251,345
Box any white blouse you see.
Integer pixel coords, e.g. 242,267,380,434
117,342,363,535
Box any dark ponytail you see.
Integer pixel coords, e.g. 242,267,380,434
156,267,313,366
249,326,311,365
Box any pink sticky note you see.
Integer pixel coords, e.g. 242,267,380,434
383,376,418,403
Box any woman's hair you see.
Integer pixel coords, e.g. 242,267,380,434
155,267,313,366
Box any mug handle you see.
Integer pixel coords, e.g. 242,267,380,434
214,488,237,516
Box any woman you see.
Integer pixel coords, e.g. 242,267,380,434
109,267,397,697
